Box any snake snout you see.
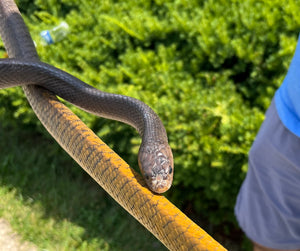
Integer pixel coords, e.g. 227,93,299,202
138,141,173,194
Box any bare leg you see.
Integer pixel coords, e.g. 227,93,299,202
253,242,300,251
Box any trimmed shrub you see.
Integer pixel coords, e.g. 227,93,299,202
1,0,300,229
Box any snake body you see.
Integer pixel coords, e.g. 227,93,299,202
0,1,228,250
0,1,173,193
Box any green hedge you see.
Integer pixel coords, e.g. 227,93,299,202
1,0,300,230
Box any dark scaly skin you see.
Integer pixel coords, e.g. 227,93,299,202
0,59,173,192
0,2,228,250
0,1,173,193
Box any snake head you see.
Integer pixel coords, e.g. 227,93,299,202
138,141,173,193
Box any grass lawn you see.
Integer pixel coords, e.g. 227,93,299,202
0,120,166,251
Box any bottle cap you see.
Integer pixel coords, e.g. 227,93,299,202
40,30,54,45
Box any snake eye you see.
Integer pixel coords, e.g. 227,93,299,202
145,174,150,180
168,166,173,174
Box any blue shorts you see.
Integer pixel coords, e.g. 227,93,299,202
235,99,300,249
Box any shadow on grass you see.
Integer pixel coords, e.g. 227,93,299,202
0,121,166,251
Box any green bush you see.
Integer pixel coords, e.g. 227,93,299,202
1,0,300,231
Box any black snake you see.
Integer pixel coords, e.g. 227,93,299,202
0,0,173,193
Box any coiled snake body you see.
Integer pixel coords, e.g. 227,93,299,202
0,0,173,193
0,1,228,250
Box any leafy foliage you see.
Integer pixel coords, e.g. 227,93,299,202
1,0,300,230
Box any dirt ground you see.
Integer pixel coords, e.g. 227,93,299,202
0,218,38,251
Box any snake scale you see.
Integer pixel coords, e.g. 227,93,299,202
0,0,173,194
0,0,226,250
